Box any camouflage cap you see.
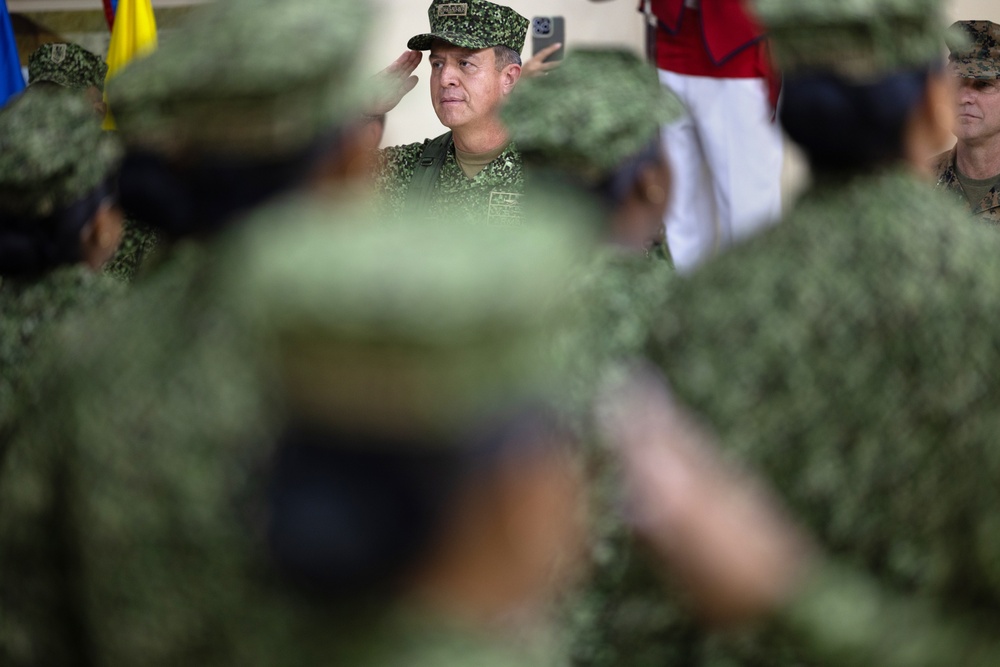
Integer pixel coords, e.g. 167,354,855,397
753,0,947,80
28,43,108,92
407,0,529,53
230,200,588,439
947,21,1000,80
0,87,121,219
107,0,374,159
503,48,684,178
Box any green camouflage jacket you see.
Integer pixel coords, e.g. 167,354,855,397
0,240,282,667
374,136,524,226
638,168,1000,667
932,147,1000,226
0,234,561,667
0,266,122,440
552,248,687,667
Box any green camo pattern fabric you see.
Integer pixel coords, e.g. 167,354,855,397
374,138,524,226
0,267,122,442
0,241,282,667
0,87,120,218
28,43,107,91
407,0,529,52
636,169,1000,666
753,0,947,79
947,20,1000,79
103,218,161,283
0,199,585,665
931,147,1000,226
505,48,684,177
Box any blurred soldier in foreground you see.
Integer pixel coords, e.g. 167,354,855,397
933,20,1000,225
607,369,1000,667
370,0,528,225
1,200,592,665
0,0,378,663
0,87,123,440
503,47,691,667
639,0,1000,664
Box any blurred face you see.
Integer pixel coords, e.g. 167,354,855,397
429,41,512,131
84,85,107,119
953,77,1000,146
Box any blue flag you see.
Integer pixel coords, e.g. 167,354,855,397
0,0,24,106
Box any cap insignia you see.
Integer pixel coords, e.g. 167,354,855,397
437,3,468,17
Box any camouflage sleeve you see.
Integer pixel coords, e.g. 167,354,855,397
104,217,161,283
772,561,1000,667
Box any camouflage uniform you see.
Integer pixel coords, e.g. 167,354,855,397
638,2,1000,666
27,42,161,282
1,198,587,667
374,0,529,225
932,21,1000,227
504,48,692,667
0,1,374,663
0,88,123,437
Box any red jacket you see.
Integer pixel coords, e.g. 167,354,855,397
651,0,765,65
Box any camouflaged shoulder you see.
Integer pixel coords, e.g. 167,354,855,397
635,171,1000,666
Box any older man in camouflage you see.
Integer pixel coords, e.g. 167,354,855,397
932,21,1000,226
371,0,528,226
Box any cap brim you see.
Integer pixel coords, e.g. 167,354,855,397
407,31,492,51
950,59,1000,80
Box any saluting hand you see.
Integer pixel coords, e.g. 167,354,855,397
368,50,423,116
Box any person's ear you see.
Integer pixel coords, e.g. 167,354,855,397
308,127,373,193
79,201,124,270
501,63,521,96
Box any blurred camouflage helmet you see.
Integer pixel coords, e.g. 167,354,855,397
503,48,684,179
947,21,1000,80
28,43,108,92
107,0,374,159
408,0,529,53
230,200,588,439
0,87,121,219
753,0,947,80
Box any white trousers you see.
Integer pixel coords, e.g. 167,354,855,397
659,70,784,274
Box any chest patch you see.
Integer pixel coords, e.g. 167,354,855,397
487,191,523,227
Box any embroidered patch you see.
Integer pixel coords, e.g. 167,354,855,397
437,3,468,17
50,43,67,64
487,191,523,227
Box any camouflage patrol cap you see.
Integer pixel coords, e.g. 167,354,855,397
407,0,529,53
503,48,684,178
28,43,108,92
0,87,120,219
107,0,374,159
231,200,587,439
753,0,947,80
947,21,1000,79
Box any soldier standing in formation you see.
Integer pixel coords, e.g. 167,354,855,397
639,0,1000,664
371,0,528,227
0,87,123,440
933,20,1000,225
25,41,158,282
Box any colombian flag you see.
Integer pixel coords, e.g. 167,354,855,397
0,0,25,107
103,0,157,129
